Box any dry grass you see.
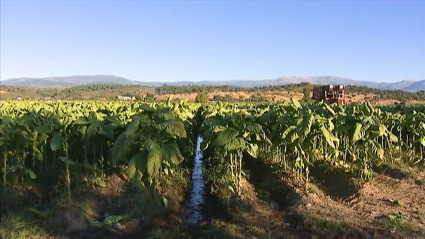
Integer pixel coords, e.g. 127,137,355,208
301,215,354,233
154,90,406,105
0,213,55,239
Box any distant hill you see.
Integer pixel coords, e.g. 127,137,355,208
1,75,135,86
2,75,424,92
400,80,425,92
137,76,425,91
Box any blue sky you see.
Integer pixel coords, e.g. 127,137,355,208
1,1,424,83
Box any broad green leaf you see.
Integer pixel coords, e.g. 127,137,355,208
126,118,140,134
59,157,76,165
104,215,124,225
245,123,263,135
73,118,91,125
50,133,64,151
112,132,137,165
335,124,352,133
98,124,115,140
324,103,336,116
133,152,148,173
228,185,235,194
91,221,104,227
74,126,87,137
247,143,259,158
146,140,162,178
214,129,238,147
281,126,297,140
389,132,398,143
75,201,95,216
156,120,187,138
290,132,299,143
86,123,99,138
420,137,425,147
26,169,36,179
352,123,363,142
126,156,138,179
140,104,155,112
200,140,210,151
291,98,302,109
162,143,184,165
161,196,169,208
224,137,246,151
298,114,314,137
34,125,52,134
369,140,384,159
378,124,387,137
132,172,146,189
212,125,228,133
328,119,335,132
320,126,338,149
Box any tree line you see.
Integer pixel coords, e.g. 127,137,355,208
1,83,425,102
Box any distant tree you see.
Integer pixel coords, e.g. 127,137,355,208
302,88,312,103
195,87,208,103
250,92,267,102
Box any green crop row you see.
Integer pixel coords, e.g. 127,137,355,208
199,100,425,195
1,99,424,201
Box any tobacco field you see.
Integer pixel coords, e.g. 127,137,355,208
1,99,424,238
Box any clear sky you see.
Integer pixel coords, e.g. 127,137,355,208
1,1,424,83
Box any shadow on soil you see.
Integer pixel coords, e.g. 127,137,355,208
373,163,410,180
309,163,360,201
0,172,187,239
201,185,233,223
241,156,397,239
242,154,302,210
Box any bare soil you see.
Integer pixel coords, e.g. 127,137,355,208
39,173,187,238
10,162,424,238
155,91,305,103
156,90,408,106
235,156,425,238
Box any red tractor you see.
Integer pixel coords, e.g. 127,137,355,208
312,85,349,105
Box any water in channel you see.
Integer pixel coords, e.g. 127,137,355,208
185,135,205,224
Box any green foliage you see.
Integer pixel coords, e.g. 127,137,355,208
3,82,425,102
130,192,171,219
195,87,209,103
302,215,353,233
0,100,198,210
199,100,425,200
111,103,194,187
91,215,126,227
302,88,312,103
379,212,417,232
1,99,425,215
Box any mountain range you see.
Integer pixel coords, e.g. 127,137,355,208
2,75,425,92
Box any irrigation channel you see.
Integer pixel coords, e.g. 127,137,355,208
184,135,206,224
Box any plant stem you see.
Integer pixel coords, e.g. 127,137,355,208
65,142,71,202
238,153,242,195
3,149,7,187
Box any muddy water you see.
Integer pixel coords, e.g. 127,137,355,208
184,136,205,224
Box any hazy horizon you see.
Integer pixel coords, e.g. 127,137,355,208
3,74,421,84
1,1,424,83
